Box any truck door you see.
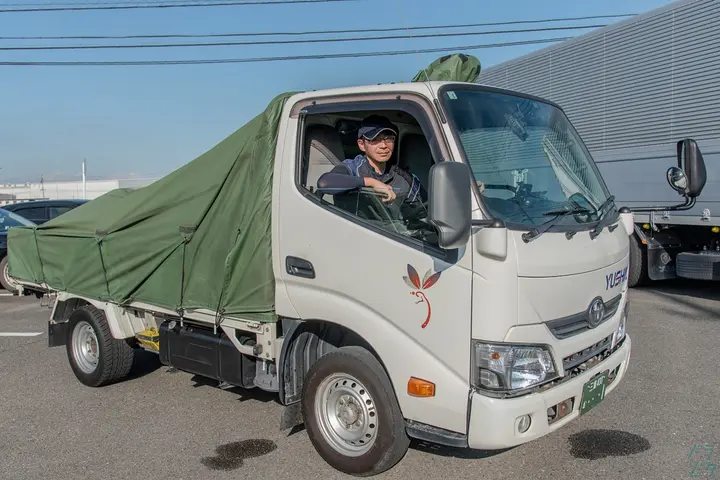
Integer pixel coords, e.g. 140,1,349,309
275,94,475,435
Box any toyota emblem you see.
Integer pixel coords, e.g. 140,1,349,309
588,298,605,328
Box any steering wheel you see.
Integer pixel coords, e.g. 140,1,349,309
404,199,429,219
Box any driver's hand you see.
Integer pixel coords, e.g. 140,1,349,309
364,178,396,203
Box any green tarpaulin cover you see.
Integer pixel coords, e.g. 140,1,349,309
9,92,295,323
7,54,480,323
412,53,481,83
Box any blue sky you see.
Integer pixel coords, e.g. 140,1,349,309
0,0,675,183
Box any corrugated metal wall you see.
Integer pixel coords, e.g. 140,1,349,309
475,0,720,223
476,0,720,153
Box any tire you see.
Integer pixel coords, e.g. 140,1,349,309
0,255,20,293
65,305,135,387
301,346,410,477
628,233,648,288
676,251,720,281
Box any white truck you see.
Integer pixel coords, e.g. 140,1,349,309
8,69,707,476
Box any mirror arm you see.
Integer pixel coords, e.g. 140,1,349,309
625,195,696,213
472,218,505,228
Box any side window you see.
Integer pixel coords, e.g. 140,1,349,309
49,206,74,218
297,107,443,250
13,206,46,223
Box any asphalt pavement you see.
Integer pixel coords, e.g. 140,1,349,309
0,281,718,480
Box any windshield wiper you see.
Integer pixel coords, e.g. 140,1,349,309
522,206,591,243
589,195,618,239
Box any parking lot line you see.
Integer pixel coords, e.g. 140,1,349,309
0,332,43,337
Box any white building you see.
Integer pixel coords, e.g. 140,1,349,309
0,178,158,206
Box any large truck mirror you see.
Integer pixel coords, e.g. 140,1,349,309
427,161,473,250
630,138,708,213
674,138,707,198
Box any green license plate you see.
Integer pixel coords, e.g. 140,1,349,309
579,370,609,416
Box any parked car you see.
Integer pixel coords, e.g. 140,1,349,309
0,208,35,291
2,199,87,225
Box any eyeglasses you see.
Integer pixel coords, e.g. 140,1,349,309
364,134,396,144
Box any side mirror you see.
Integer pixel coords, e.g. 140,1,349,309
428,161,473,250
666,167,688,194
628,138,707,214
672,138,707,198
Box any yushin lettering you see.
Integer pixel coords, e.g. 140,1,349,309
606,266,629,290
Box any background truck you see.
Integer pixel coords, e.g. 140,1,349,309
475,0,720,286
6,54,707,476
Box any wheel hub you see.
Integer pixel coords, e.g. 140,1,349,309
337,395,362,427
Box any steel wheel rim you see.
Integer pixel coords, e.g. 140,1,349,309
314,373,378,457
72,321,99,374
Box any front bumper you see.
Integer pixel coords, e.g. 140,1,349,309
467,333,631,450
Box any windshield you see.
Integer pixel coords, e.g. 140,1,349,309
0,208,36,231
441,87,613,228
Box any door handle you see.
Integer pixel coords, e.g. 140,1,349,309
286,256,315,279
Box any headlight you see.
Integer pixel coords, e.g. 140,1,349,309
612,298,629,348
472,341,558,393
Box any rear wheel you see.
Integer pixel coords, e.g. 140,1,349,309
0,256,20,293
66,305,135,387
628,233,648,287
301,346,410,476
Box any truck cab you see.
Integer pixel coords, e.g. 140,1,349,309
275,81,634,458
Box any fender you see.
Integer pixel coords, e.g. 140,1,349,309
276,282,472,436
52,292,147,340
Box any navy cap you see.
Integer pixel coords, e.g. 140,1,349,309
358,115,398,140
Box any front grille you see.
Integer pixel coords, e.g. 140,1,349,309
546,294,622,339
562,334,613,373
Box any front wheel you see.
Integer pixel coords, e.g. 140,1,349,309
301,346,410,476
66,305,135,387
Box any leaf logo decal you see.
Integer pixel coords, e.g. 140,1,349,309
404,263,442,329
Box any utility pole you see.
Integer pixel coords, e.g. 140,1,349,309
82,158,87,199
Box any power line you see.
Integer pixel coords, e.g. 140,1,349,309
0,0,358,13
0,14,635,40
0,37,571,66
0,24,604,50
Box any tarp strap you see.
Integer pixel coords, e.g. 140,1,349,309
178,240,187,317
177,226,195,317
96,239,111,299
32,229,47,285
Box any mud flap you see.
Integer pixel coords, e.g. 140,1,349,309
646,238,681,281
279,402,303,431
48,322,68,347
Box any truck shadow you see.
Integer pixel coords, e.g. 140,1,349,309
636,278,720,302
187,374,280,404
633,278,720,318
409,440,514,459
125,349,164,381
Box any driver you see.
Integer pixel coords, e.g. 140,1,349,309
316,115,425,221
